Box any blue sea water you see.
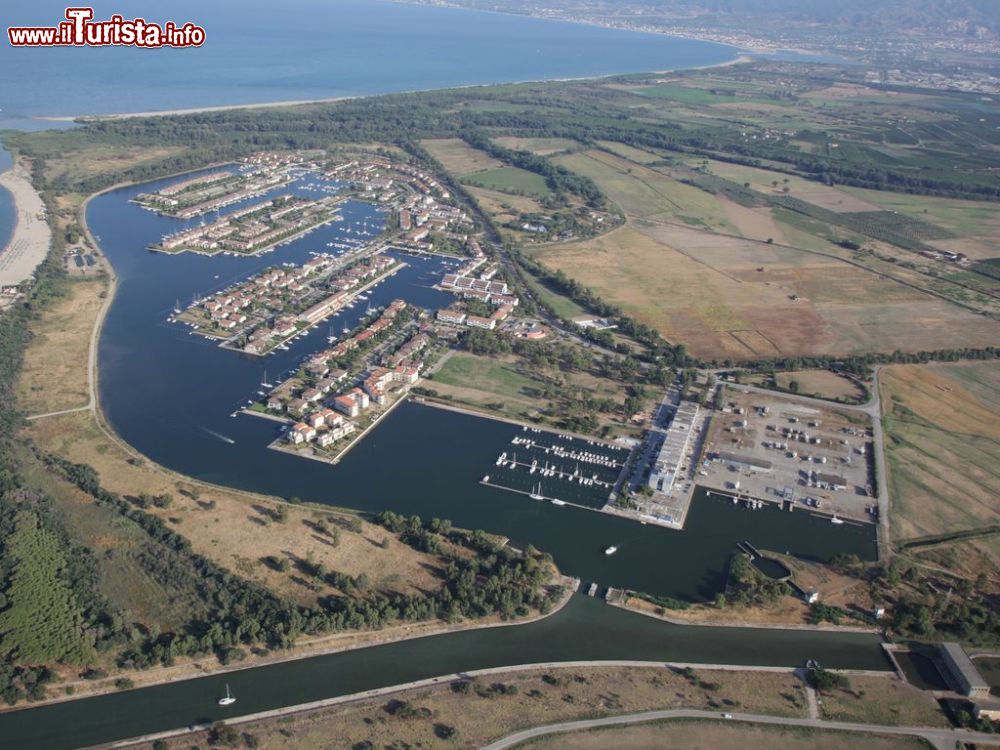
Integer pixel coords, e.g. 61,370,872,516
0,0,737,128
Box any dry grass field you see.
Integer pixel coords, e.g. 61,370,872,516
144,666,810,750
773,370,867,401
532,221,998,360
492,136,579,155
26,412,447,607
552,149,736,230
421,137,503,174
532,142,1000,360
42,144,187,186
880,362,1000,564
817,675,949,727
514,720,929,750
16,276,104,414
467,185,545,217
696,158,882,213
428,351,643,434
595,140,665,164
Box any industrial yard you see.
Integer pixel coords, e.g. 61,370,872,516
699,389,877,524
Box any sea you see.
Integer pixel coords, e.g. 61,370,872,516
0,0,739,129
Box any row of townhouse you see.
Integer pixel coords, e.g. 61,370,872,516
153,170,231,197
240,256,392,352
304,299,408,367
440,273,509,297
270,368,349,414
386,333,429,367
363,365,420,405
436,302,514,331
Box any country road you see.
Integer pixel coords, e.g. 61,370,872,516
480,707,1000,750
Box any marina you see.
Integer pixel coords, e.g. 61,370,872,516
84,167,878,603
484,427,630,510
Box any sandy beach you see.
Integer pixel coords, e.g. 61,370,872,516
40,52,753,123
0,160,50,286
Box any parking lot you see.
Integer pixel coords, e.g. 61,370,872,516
699,389,877,522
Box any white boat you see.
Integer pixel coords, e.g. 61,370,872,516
218,684,236,706
604,545,618,556
529,483,544,500
550,499,566,506
830,515,845,525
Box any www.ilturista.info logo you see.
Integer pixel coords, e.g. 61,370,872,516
8,7,206,48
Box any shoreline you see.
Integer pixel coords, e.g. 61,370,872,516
0,154,51,286
37,53,752,123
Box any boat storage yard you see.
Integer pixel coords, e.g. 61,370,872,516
698,389,878,525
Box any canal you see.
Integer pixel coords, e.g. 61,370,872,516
87,169,878,602
0,168,888,747
0,595,889,750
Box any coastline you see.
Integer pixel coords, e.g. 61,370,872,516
0,155,50,286
38,53,751,123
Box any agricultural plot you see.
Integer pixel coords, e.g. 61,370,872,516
492,136,579,155
421,138,502,175
880,362,1000,564
461,166,553,197
552,150,735,230
695,158,882,213
842,187,1000,261
533,221,1000,360
595,140,665,164
466,185,545,224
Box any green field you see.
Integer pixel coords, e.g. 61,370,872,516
518,266,592,321
553,150,734,230
432,353,545,407
634,83,786,108
461,166,554,197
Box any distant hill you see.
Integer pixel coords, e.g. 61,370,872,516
418,0,1000,42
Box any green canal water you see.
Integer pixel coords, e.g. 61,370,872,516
0,595,889,750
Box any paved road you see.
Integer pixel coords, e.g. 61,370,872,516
481,707,1000,750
